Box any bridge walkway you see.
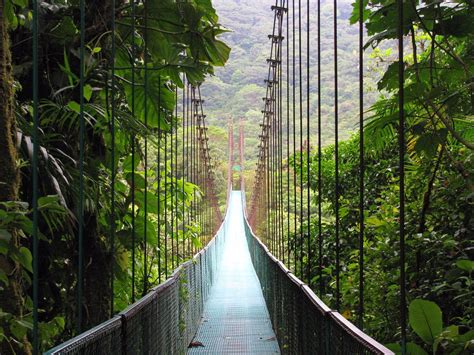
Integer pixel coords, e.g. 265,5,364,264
188,191,280,354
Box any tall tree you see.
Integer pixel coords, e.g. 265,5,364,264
0,2,31,353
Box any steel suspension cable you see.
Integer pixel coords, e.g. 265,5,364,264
77,0,86,332
175,84,179,266
157,77,162,283
164,116,169,279
292,0,297,273
130,0,137,304
195,94,202,246
249,0,289,260
358,0,365,329
191,87,197,251
334,0,341,311
280,3,286,261
110,0,117,317
286,3,291,267
143,3,149,295
278,25,284,262
306,0,311,286
317,0,323,298
398,0,407,350
32,0,39,351
186,83,191,257
272,68,276,252
182,78,186,259
298,0,303,278
171,88,175,270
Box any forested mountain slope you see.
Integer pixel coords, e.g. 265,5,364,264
202,0,379,165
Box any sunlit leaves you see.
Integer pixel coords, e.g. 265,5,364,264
349,0,370,25
456,259,474,273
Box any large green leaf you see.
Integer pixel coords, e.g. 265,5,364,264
0,230,12,242
10,247,33,273
205,39,231,67
386,342,429,355
349,0,370,25
117,59,175,130
49,16,78,43
195,0,218,22
456,259,474,273
409,299,443,345
135,190,159,215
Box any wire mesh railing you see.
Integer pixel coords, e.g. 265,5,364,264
46,218,228,354
242,192,393,355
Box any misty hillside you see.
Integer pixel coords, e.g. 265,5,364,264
201,0,380,164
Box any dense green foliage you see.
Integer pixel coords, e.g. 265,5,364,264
284,0,474,353
0,0,473,353
0,0,229,352
292,135,472,348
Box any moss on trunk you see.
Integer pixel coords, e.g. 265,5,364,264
0,3,32,354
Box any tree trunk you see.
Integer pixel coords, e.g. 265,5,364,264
0,3,32,354
83,212,112,329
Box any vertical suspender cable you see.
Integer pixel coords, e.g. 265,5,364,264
196,96,201,246
110,0,117,317
270,1,277,251
317,0,323,298
292,0,297,272
77,0,86,333
274,72,278,255
190,89,194,255
298,0,303,277
266,118,270,246
358,0,365,329
130,0,136,304
279,4,285,261
272,71,276,253
186,83,191,257
276,17,280,258
175,86,179,264
398,0,407,351
32,0,39,351
195,91,199,247
182,78,186,258
143,3,149,295
164,116,169,278
170,86,178,270
157,77,162,283
286,4,291,266
306,0,311,285
191,87,195,254
279,9,284,262
334,0,341,311
273,56,277,256
171,86,176,269
194,89,198,254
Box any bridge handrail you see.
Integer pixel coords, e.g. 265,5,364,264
46,211,229,354
241,192,394,355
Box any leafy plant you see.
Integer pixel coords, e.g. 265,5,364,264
387,299,474,355
2,0,230,350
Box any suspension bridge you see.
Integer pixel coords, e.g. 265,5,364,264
4,0,421,352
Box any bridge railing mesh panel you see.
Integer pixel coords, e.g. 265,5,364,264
46,222,227,355
242,213,393,355
43,316,123,355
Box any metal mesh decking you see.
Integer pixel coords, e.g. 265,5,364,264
47,191,394,354
188,191,280,354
